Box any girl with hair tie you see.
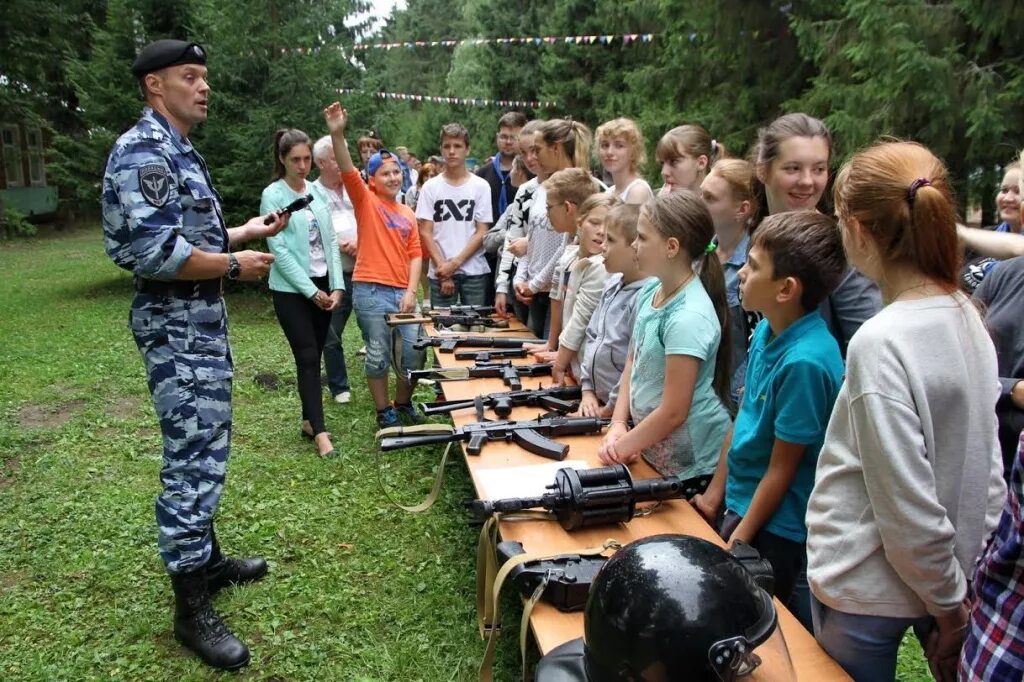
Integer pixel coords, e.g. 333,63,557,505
805,141,1005,682
261,128,345,458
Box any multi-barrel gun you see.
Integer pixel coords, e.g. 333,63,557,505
378,415,609,460
412,335,536,353
419,384,581,419
467,464,687,531
407,361,551,392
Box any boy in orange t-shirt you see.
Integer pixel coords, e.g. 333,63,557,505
324,102,424,428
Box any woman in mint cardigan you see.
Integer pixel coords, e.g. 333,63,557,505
261,128,345,458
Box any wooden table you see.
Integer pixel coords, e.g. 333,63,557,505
423,322,849,680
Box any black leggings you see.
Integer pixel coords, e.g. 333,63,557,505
272,277,332,435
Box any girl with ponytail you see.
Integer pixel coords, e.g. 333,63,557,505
514,119,595,339
598,190,731,497
805,141,1005,682
655,124,724,195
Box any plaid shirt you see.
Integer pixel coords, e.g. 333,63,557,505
960,430,1024,680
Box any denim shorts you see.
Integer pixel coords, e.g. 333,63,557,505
352,282,424,379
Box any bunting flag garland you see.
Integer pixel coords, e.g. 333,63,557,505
336,88,558,110
349,33,656,51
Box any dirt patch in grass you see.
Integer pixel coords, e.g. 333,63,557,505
17,399,87,430
0,455,21,490
105,395,141,420
0,569,29,593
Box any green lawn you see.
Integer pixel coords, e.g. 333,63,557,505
0,227,930,680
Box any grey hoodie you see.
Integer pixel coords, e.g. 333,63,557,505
578,274,654,408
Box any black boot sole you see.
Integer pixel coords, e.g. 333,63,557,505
174,630,251,671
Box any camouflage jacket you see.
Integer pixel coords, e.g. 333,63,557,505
102,107,228,280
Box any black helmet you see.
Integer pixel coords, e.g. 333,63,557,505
537,534,778,682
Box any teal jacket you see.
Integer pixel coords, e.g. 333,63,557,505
261,179,345,297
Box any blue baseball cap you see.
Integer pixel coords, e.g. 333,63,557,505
367,149,399,178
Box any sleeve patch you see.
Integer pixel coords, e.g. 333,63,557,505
139,164,171,207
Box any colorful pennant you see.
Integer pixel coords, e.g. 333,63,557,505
336,88,558,109
348,33,656,51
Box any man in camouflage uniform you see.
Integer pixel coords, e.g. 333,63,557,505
102,39,288,670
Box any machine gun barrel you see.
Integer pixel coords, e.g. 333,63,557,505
467,464,686,530
413,336,536,352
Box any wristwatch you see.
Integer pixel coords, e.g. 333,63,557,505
226,253,241,280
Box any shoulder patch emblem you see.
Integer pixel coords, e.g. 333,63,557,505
139,164,170,207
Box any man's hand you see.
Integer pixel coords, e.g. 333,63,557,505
339,239,357,256
495,292,508,317
436,259,459,279
399,290,417,313
439,278,455,296
234,250,276,281
323,102,348,134
239,211,290,241
508,238,528,258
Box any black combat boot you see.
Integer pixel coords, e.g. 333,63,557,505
170,570,250,670
206,525,268,595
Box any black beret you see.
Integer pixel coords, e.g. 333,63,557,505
131,40,207,77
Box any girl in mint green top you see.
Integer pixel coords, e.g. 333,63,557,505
599,191,732,489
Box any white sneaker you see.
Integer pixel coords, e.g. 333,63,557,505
333,391,351,404
356,346,367,356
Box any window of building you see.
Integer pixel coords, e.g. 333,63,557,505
25,126,45,186
1,125,24,188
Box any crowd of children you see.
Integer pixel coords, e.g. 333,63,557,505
307,101,1024,681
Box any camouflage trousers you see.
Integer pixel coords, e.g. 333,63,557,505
130,293,233,575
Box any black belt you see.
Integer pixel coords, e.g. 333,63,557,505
134,277,223,298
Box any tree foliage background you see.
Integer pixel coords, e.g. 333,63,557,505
3,0,1022,224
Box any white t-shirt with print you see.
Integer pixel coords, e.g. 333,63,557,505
415,174,493,279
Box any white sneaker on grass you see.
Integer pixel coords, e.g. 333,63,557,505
333,391,351,404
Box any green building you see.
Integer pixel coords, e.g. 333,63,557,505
0,122,58,218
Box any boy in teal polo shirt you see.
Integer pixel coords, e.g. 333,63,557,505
691,211,846,604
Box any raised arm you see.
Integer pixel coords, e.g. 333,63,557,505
323,102,356,174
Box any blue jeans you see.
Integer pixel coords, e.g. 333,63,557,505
810,594,933,682
352,282,424,379
323,271,354,396
429,273,489,308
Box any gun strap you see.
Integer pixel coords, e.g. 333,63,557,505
375,439,455,513
476,515,621,682
374,424,455,439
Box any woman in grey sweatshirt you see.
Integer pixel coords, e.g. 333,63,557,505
805,142,1006,682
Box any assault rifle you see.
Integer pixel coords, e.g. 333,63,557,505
467,464,687,530
388,312,510,329
420,384,581,419
407,361,551,391
378,415,609,460
454,347,529,362
413,335,536,353
425,304,497,316
495,539,776,611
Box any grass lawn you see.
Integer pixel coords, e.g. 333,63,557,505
0,226,932,680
